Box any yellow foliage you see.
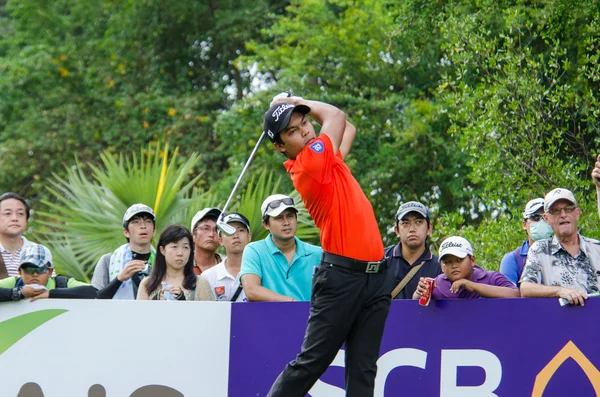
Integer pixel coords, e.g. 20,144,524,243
58,67,69,77
143,121,150,129
60,54,67,61
168,108,177,117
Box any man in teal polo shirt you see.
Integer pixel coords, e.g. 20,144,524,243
240,194,322,301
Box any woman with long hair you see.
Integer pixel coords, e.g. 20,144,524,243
137,225,215,301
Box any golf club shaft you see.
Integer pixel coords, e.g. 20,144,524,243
220,130,268,216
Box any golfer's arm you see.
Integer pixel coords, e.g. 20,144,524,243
293,98,346,155
242,274,294,302
520,281,561,298
339,121,356,160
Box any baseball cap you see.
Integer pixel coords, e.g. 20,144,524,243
438,236,473,260
19,243,54,269
191,207,222,231
261,194,297,217
123,204,156,227
395,201,429,223
522,198,545,219
263,102,311,143
220,212,251,234
544,188,577,213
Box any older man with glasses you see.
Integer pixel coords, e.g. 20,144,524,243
239,194,322,302
520,188,600,305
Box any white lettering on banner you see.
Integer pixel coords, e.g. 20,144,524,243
310,348,502,397
374,348,428,395
0,300,231,397
440,349,502,397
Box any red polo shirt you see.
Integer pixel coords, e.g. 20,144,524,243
284,134,384,261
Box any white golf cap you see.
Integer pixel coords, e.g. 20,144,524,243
191,208,222,231
123,204,155,227
522,198,545,219
544,188,577,213
439,236,473,260
261,194,297,217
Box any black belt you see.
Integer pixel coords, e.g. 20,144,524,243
321,252,387,273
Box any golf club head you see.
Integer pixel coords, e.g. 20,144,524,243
217,219,236,236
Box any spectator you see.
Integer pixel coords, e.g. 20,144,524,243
0,243,96,302
190,207,223,274
0,192,35,278
386,201,441,299
240,194,322,302
137,225,215,301
593,154,600,219
414,236,519,300
202,212,251,302
92,204,156,299
500,198,553,285
520,188,600,305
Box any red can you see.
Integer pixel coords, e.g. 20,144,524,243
418,278,435,306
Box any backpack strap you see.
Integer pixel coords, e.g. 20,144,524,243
0,253,8,279
54,275,69,289
391,261,425,299
230,285,243,302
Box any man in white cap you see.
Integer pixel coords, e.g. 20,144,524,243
190,207,224,275
520,188,600,305
240,194,321,302
92,203,156,299
0,243,96,301
500,198,553,285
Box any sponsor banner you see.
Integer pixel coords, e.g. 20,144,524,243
0,300,230,397
229,299,600,397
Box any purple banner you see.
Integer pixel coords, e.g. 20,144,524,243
229,299,600,396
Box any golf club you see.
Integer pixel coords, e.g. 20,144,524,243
216,130,269,236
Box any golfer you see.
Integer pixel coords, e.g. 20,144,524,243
263,95,392,397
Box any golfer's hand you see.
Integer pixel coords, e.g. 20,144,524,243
270,91,291,107
558,287,587,306
592,154,600,188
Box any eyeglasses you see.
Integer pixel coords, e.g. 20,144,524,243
547,205,578,216
194,225,218,234
528,214,543,222
265,198,295,214
20,266,50,275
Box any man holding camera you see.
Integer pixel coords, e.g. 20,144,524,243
92,204,157,299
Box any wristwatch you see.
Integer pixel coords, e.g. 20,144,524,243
11,287,24,301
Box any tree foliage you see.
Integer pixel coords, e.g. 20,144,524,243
2,0,600,272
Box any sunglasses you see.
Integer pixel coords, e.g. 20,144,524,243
528,214,543,222
265,198,295,213
20,265,51,275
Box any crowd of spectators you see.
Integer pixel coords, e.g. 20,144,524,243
1,157,600,305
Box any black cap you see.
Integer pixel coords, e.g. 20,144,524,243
263,102,311,142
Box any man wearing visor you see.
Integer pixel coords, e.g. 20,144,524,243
500,198,553,285
240,194,321,302
0,243,96,301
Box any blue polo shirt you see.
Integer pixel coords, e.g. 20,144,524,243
239,234,322,301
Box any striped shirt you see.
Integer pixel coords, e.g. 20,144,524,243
0,237,32,277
